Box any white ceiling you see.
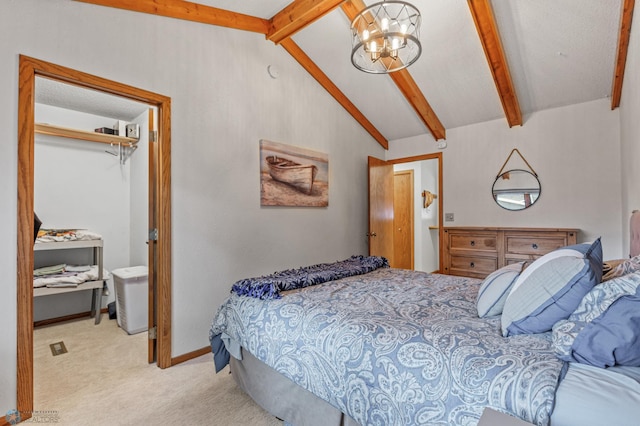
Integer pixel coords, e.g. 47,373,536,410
39,0,624,143
36,77,149,121
197,0,293,19
229,0,621,141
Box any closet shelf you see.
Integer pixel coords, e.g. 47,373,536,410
34,239,103,251
35,123,138,145
33,238,104,324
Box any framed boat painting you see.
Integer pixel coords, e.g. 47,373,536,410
260,139,328,207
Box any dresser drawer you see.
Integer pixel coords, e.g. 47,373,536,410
505,257,536,266
450,234,497,253
449,255,497,277
506,236,568,256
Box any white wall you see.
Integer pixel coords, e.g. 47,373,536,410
620,4,640,256
387,99,624,260
0,0,383,413
420,159,439,272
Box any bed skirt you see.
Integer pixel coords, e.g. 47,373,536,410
230,347,360,426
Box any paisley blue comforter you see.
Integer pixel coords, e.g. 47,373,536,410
210,268,564,426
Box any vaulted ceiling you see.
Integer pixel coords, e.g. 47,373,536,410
74,0,635,149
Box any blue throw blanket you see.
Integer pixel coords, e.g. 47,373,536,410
230,255,389,299
211,268,564,425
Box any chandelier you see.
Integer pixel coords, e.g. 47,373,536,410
350,1,422,74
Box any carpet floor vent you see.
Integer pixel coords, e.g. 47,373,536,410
49,341,68,356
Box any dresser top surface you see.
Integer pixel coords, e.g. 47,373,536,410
444,226,579,233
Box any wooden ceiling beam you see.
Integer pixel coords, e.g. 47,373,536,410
388,71,446,141
611,0,635,109
341,0,446,141
73,0,270,34
268,0,346,44
467,0,522,127
280,38,389,149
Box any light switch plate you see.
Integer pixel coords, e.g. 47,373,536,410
126,123,140,139
445,213,454,222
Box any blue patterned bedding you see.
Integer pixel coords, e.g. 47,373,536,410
231,255,389,299
210,268,564,426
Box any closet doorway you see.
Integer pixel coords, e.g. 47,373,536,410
368,153,443,272
17,55,172,417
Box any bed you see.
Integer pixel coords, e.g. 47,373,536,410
209,249,640,426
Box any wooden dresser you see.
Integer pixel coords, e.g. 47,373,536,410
442,227,579,279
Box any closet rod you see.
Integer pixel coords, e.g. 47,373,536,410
35,123,138,145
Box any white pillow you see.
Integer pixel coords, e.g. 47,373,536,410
476,262,525,318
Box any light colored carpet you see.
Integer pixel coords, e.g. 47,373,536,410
34,316,282,425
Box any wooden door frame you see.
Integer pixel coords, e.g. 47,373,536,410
388,152,444,273
147,107,158,364
16,55,173,415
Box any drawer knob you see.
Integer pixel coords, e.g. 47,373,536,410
470,262,475,268
470,241,476,247
532,243,538,249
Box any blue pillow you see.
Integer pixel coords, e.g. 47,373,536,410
552,271,640,367
571,294,640,367
501,238,602,336
554,294,640,367
476,262,525,317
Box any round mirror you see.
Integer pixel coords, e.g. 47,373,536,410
492,169,541,211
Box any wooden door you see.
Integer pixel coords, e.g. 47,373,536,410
394,170,414,269
147,108,157,364
368,156,395,266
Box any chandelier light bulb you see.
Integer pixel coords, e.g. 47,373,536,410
381,18,389,31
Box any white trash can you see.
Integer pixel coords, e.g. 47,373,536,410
111,266,148,335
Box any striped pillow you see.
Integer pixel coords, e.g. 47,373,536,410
501,238,602,337
476,262,525,317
